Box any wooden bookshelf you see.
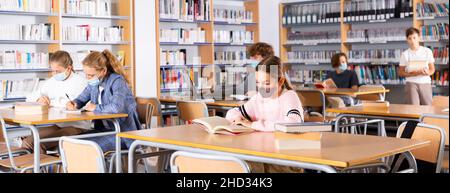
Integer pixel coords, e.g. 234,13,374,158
0,0,136,99
155,0,260,97
279,0,448,97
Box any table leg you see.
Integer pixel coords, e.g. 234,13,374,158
111,119,122,173
128,140,139,173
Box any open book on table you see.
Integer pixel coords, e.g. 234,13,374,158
315,78,337,89
192,116,255,135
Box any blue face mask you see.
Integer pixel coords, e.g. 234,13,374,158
53,72,68,81
339,63,348,71
248,59,260,68
88,76,101,87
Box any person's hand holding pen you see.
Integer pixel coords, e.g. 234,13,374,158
65,94,78,111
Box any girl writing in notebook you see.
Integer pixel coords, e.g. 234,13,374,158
399,27,435,105
23,51,89,153
225,56,304,132
66,50,141,152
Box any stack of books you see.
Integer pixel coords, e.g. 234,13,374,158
0,51,49,69
282,1,341,25
63,0,112,16
159,0,211,21
160,28,206,44
0,23,54,41
62,25,124,42
287,50,338,64
14,102,48,115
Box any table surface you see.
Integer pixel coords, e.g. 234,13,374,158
326,104,449,119
159,96,245,108
118,125,429,168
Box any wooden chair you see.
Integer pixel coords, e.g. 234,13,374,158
356,85,386,101
432,96,449,108
59,137,106,173
136,102,154,129
393,122,446,173
170,151,250,173
176,101,209,124
136,97,163,127
0,118,60,173
421,114,449,172
296,89,327,122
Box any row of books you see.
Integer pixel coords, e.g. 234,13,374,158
421,23,449,41
286,30,340,45
287,70,328,85
213,8,253,24
160,68,189,90
213,30,254,44
159,0,211,21
346,27,408,43
427,45,449,64
159,28,206,44
0,0,53,13
348,48,406,64
160,49,186,66
214,51,249,65
282,1,341,25
218,66,247,86
0,51,49,69
70,49,125,68
350,65,406,85
63,0,112,16
62,25,124,42
0,78,41,100
286,50,338,64
432,70,449,86
416,2,449,18
163,114,180,127
0,23,54,41
343,0,413,22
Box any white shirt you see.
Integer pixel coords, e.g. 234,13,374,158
26,72,91,130
399,46,435,84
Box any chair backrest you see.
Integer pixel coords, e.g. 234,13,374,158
176,101,209,123
356,85,386,101
59,137,106,173
296,89,326,117
421,114,449,146
136,103,154,129
397,122,445,172
170,151,250,173
136,97,162,127
0,117,18,169
432,96,449,107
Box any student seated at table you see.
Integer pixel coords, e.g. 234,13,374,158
66,49,141,152
324,53,360,107
225,56,305,173
23,50,89,153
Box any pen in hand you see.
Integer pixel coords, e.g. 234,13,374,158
65,94,76,110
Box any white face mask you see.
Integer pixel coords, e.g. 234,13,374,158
53,71,69,81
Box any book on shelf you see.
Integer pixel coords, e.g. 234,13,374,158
0,51,49,69
63,25,124,42
193,116,254,135
416,2,449,18
214,30,254,44
160,49,186,66
427,45,449,65
1,78,42,100
346,27,407,43
0,23,54,41
275,122,332,134
13,102,48,115
421,23,449,42
287,50,337,64
287,30,341,45
214,51,249,65
214,8,253,24
160,28,206,44
348,48,405,64
349,65,405,85
159,0,211,21
343,0,412,22
160,68,188,90
63,0,112,16
432,70,449,86
69,50,125,69
274,132,322,150
288,70,328,85
282,1,341,25
0,0,54,13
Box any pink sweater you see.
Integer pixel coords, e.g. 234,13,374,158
226,90,304,132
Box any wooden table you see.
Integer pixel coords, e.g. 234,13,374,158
120,125,429,173
321,88,390,97
0,108,128,173
327,104,449,135
159,96,245,108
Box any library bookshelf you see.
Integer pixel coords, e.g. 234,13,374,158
0,0,135,102
155,0,260,98
279,0,449,100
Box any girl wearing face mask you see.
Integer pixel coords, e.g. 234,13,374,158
23,50,89,153
66,49,141,152
225,56,304,132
